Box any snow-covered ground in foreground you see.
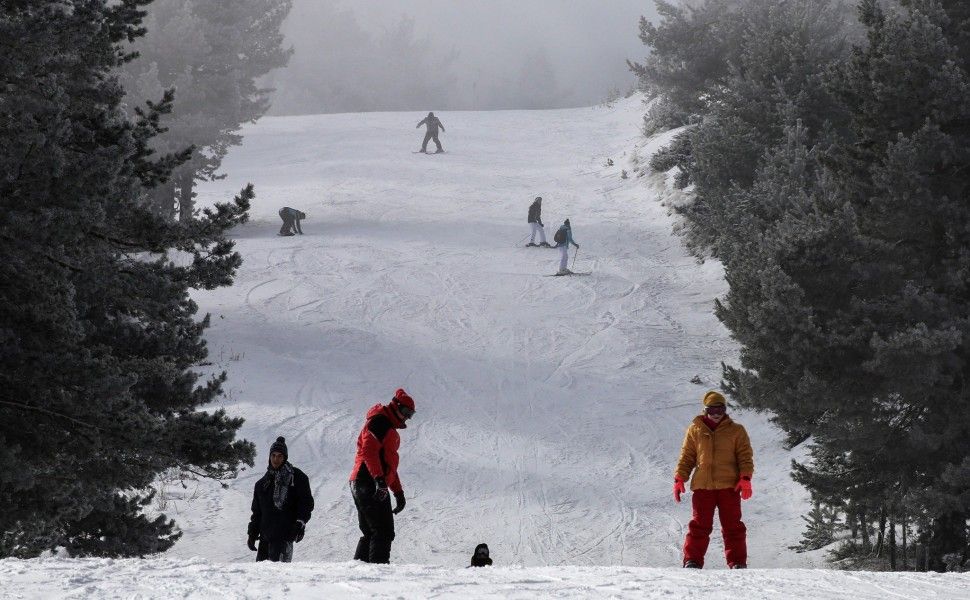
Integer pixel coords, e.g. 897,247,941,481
3,558,970,599
20,97,968,597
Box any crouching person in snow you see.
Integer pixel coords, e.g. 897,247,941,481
674,391,754,569
349,388,416,563
470,543,492,567
553,218,579,275
278,206,305,236
247,436,315,562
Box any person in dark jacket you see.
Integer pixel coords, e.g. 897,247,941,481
278,207,305,236
526,197,550,247
416,112,445,153
349,388,416,563
470,543,493,567
247,436,315,562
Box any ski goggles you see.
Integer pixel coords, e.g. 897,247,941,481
395,403,416,419
705,405,727,416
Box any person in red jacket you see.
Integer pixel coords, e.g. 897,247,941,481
349,388,416,563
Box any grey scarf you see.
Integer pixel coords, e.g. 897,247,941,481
264,462,294,510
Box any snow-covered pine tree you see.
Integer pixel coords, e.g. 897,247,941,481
0,0,255,557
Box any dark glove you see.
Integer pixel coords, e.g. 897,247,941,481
247,535,258,552
291,520,306,543
392,491,406,514
374,476,389,502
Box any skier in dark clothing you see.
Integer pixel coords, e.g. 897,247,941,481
278,207,305,236
247,436,315,562
349,388,416,564
526,196,550,247
470,543,493,567
416,112,445,153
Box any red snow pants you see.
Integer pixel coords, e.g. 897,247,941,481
682,488,747,568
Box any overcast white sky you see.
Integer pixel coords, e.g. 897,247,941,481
275,0,658,112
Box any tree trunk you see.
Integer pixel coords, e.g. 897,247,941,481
860,507,871,551
901,510,908,570
178,171,195,223
927,511,967,572
876,507,886,557
889,510,896,570
150,180,177,221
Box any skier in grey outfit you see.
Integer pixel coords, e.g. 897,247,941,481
278,207,305,236
416,112,445,153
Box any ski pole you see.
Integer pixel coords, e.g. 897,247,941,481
516,233,530,247
572,247,579,269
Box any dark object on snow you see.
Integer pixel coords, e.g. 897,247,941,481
470,543,492,567
279,207,305,236
417,112,445,153
349,389,416,563
247,437,315,563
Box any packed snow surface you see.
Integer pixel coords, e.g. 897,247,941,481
10,97,958,597
2,558,969,599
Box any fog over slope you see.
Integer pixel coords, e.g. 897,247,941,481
267,0,655,114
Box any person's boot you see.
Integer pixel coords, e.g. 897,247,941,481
526,242,538,247
683,560,702,569
556,268,571,276
539,242,552,247
730,563,747,569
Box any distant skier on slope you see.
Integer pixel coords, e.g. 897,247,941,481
526,196,551,247
247,436,315,562
416,112,445,153
349,388,416,563
469,543,493,567
278,206,305,236
553,218,580,275
673,391,754,569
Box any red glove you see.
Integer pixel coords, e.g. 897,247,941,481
673,477,686,503
735,477,753,500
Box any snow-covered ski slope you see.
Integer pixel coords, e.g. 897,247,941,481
182,96,807,568
5,98,970,600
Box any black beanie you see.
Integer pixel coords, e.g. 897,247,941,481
270,436,288,460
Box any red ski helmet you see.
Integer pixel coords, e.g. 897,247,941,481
390,388,416,420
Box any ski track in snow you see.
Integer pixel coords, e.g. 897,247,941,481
164,98,815,570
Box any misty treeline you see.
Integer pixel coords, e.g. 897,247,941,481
0,0,263,557
120,0,291,222
263,0,565,115
633,0,970,571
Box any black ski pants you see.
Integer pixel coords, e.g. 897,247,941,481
351,480,395,563
421,131,442,152
256,539,293,562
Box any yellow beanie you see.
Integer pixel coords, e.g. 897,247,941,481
703,391,726,407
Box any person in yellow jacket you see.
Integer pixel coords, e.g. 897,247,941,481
673,391,754,569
